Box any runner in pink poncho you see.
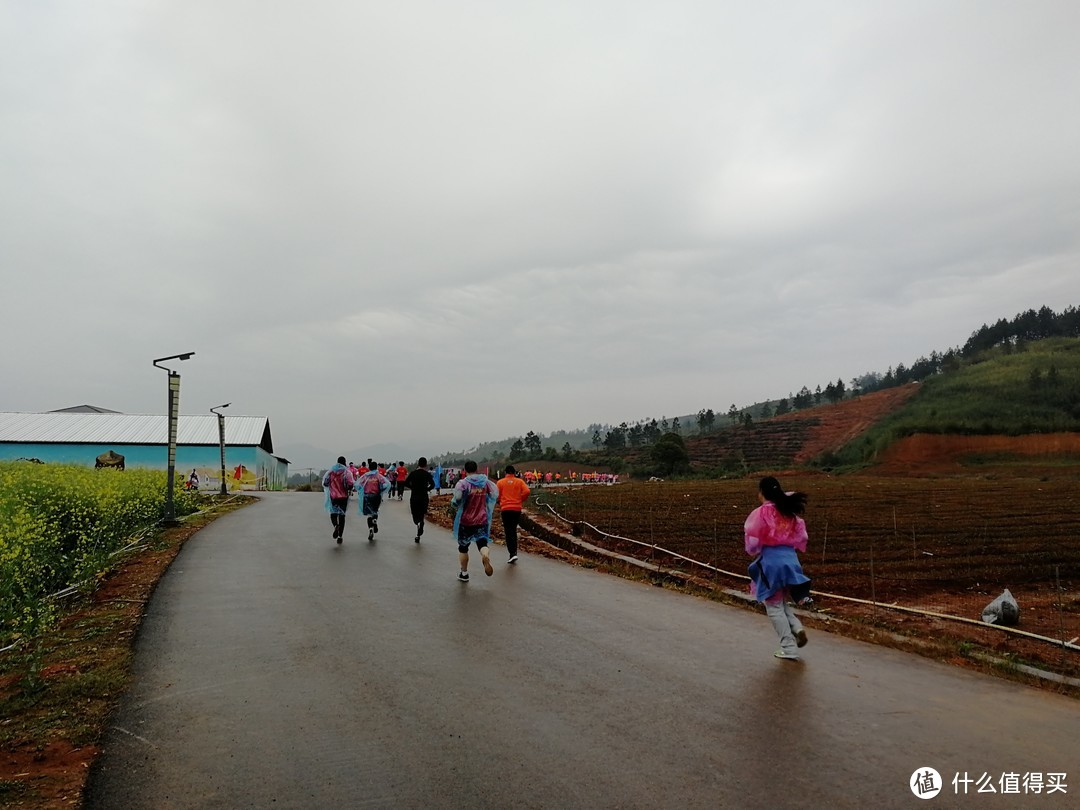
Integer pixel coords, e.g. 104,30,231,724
744,476,812,660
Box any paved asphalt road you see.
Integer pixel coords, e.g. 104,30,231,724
85,492,1079,809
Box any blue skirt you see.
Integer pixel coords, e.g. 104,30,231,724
748,545,810,603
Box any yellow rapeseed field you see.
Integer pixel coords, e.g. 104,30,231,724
0,461,198,644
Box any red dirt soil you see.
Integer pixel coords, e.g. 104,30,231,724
873,432,1080,475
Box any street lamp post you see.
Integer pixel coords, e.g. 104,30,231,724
152,352,195,526
210,402,231,496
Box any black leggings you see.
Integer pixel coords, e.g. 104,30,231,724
501,510,522,557
410,497,428,532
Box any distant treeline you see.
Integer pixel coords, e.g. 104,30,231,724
962,305,1080,356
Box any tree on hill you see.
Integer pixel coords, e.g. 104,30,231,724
824,379,842,403
697,408,716,433
508,438,525,460
650,432,690,476
524,431,542,455
604,423,628,449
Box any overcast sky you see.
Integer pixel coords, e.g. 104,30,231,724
3,1,1079,468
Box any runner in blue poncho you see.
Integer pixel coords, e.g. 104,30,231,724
355,465,391,541
322,456,355,545
450,460,499,582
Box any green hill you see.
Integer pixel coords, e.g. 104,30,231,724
832,337,1080,465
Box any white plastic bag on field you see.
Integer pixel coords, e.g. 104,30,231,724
981,588,1020,626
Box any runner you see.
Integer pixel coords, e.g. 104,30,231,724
322,456,355,545
744,476,811,660
355,464,390,541
496,464,530,564
450,460,499,581
395,461,408,501
403,457,436,542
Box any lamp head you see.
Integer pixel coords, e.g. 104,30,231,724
152,351,196,371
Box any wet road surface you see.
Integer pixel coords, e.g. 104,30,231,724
85,492,1080,808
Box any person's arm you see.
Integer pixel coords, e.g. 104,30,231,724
793,518,808,553
744,508,765,555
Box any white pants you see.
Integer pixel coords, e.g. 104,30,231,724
765,599,804,655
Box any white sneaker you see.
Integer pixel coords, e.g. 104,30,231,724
774,650,801,660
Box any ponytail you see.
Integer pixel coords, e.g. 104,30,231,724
759,476,807,518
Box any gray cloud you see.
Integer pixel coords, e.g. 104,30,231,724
3,1,1079,466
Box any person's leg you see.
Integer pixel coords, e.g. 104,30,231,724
411,498,426,541
501,510,520,560
458,549,470,580
478,540,493,576
784,601,808,647
765,598,799,657
331,499,347,539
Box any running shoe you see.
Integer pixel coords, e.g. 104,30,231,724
414,535,420,544
794,630,808,648
372,520,379,534
508,555,518,564
483,556,494,577
774,650,801,660
458,571,469,582
336,535,343,546
368,529,374,541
